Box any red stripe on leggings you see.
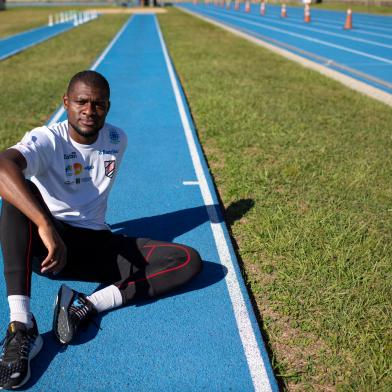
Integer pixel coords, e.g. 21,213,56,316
26,222,33,295
119,244,191,288
143,244,157,263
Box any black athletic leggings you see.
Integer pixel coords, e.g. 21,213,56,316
0,181,202,304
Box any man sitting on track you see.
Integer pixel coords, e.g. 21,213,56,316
0,70,202,390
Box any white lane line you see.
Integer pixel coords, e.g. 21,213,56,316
259,7,392,33
179,7,392,107
48,15,133,125
183,181,199,185
197,8,392,65
215,9,392,49
312,20,392,39
154,15,277,392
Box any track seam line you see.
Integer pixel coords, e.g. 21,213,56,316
154,14,277,392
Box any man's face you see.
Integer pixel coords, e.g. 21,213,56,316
63,81,110,144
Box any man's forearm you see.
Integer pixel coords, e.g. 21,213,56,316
0,156,52,229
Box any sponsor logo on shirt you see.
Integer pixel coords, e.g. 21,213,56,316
64,177,91,186
98,149,119,155
73,163,83,175
109,129,120,144
65,162,85,177
64,151,77,160
104,160,116,178
65,165,73,177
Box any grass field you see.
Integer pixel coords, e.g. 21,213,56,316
0,5,391,392
158,8,392,391
0,13,128,148
0,7,94,38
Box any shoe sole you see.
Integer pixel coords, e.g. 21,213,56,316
53,284,75,344
0,334,44,390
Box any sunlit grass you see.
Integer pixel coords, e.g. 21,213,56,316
159,8,392,391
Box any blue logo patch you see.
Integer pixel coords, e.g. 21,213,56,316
109,129,120,144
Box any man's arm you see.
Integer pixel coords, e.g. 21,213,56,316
0,149,66,274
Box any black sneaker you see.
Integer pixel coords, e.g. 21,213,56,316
53,284,97,345
0,318,43,390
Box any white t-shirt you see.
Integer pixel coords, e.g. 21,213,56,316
11,120,127,230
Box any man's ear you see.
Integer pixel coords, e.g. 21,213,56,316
63,94,68,109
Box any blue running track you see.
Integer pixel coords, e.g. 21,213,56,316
179,3,392,95
0,14,277,391
0,21,79,61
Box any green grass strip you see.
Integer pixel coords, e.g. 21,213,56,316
0,7,94,38
0,13,129,149
158,8,392,391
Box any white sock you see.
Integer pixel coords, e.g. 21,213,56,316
8,295,33,328
87,285,123,313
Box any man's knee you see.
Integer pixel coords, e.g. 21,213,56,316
179,244,203,281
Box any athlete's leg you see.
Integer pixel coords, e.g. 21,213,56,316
0,180,54,297
0,181,55,389
112,236,203,305
51,233,202,344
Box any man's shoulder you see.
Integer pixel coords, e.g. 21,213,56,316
18,124,59,147
24,121,67,143
46,121,68,139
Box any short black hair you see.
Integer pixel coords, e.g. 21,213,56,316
67,70,110,98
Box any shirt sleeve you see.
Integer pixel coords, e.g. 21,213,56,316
117,128,128,168
10,127,56,178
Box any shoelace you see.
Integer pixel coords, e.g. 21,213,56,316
69,297,102,332
69,299,90,322
0,331,33,362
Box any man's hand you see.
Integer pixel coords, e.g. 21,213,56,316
39,223,67,275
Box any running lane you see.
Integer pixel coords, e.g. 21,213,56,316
179,3,392,95
1,20,85,61
0,15,277,391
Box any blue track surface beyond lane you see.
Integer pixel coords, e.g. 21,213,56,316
0,15,277,391
1,21,81,61
179,3,392,95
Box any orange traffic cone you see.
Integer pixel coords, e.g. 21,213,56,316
344,8,353,29
281,4,287,18
304,4,311,23
260,1,265,16
245,0,250,12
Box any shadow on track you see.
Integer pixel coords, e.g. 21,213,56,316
24,200,254,389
